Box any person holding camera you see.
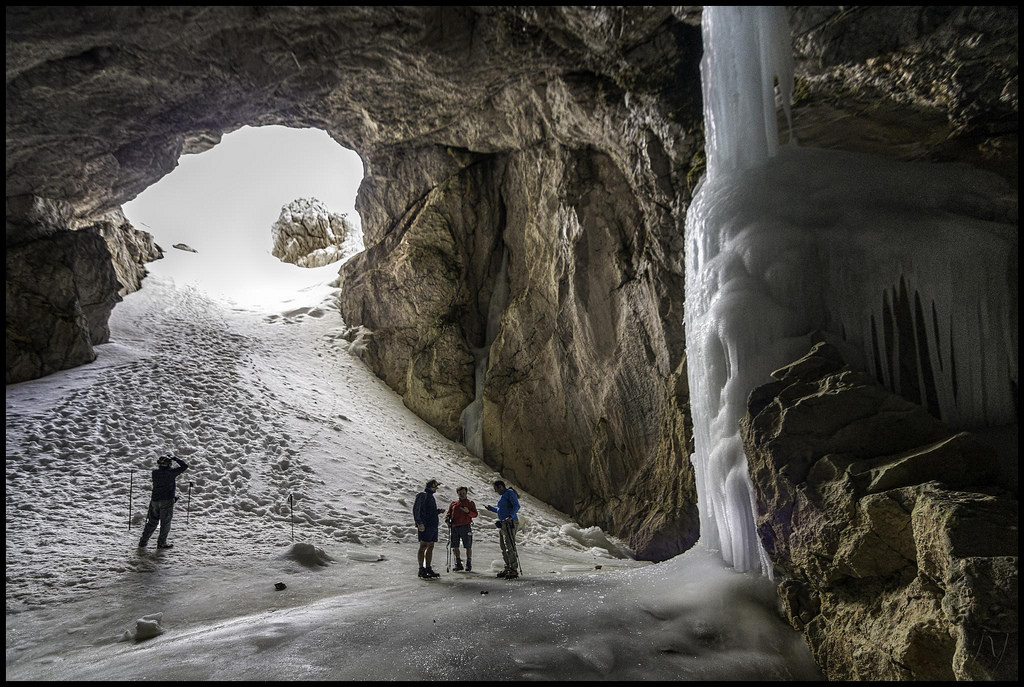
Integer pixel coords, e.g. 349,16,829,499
445,486,478,571
414,479,445,578
138,454,189,550
486,480,521,579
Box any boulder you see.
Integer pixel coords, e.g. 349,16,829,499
741,342,1018,680
271,198,354,268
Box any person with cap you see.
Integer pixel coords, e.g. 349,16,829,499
445,486,478,571
486,480,521,579
138,454,189,549
413,479,445,578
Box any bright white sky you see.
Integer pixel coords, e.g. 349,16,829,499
122,125,364,306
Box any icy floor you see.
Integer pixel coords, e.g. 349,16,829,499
5,257,821,680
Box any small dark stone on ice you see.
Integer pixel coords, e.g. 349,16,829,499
481,590,488,595
275,582,287,590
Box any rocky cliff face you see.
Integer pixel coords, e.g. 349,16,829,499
741,343,1017,680
78,208,164,295
4,1,1017,615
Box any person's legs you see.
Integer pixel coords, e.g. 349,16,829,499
156,501,174,546
500,521,519,572
139,501,160,546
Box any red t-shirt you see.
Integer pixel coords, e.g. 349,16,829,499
446,499,478,527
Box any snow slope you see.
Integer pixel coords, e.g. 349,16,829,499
6,255,820,680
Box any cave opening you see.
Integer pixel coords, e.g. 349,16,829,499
122,125,365,307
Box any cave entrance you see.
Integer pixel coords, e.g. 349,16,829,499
122,125,365,307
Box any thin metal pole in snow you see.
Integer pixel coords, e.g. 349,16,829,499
290,494,294,542
128,471,133,531
186,482,192,525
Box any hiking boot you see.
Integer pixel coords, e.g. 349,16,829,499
418,567,429,578
504,570,519,580
496,570,509,578
453,561,464,571
425,567,440,578
137,541,148,548
465,561,472,572
157,543,174,549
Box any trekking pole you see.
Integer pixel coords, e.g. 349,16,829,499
446,525,452,573
289,494,294,542
186,482,193,526
128,470,133,531
505,520,524,576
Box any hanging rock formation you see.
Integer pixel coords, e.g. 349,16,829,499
741,343,1017,680
271,198,354,268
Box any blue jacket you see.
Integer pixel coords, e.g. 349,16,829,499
413,490,440,529
487,488,520,521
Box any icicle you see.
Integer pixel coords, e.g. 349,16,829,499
684,7,1015,575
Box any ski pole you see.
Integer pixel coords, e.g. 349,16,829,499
290,494,294,542
505,520,523,575
446,525,452,573
128,470,133,531
186,482,192,526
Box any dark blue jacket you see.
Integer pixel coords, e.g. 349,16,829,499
151,458,188,501
413,490,440,529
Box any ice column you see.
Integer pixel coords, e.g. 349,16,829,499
461,250,509,458
684,6,796,574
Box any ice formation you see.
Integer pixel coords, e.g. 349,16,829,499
461,250,510,457
685,7,1017,573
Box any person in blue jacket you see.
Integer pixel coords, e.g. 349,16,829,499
486,480,521,579
413,479,445,578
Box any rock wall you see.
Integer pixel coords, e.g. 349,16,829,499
78,208,164,295
741,343,1018,680
6,228,122,384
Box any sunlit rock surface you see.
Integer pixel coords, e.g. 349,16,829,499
78,208,164,295
271,198,352,268
741,343,1018,681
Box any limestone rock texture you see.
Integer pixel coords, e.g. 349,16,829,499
786,6,1018,183
5,4,1017,573
741,343,1018,681
6,229,122,384
79,208,164,295
271,198,353,268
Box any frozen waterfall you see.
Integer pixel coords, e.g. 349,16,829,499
461,250,510,458
684,7,1018,573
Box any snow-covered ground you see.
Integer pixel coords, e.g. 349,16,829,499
6,252,821,680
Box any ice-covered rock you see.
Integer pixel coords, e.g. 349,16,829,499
120,612,165,642
283,542,334,568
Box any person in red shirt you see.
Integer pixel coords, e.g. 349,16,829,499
445,486,478,571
